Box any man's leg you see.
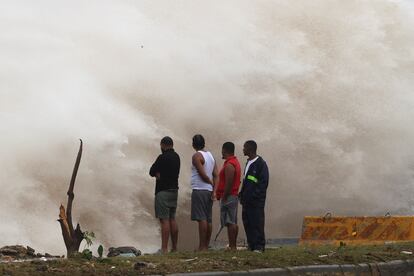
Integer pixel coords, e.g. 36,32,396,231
242,207,253,250
241,207,249,249
226,196,239,250
206,222,212,248
159,219,170,253
250,207,264,251
198,220,209,251
257,207,265,251
168,191,179,252
169,218,178,252
156,191,171,254
227,224,238,250
194,190,212,251
205,192,213,249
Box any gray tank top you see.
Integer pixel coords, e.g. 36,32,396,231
191,151,215,191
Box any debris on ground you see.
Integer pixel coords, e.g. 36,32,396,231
181,257,198,262
0,245,62,262
134,261,156,270
118,253,136,257
107,246,141,257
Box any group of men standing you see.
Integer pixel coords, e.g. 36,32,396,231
149,134,269,253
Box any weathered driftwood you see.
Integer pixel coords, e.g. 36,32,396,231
57,139,84,257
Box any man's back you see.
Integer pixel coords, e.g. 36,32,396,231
191,150,215,191
149,136,180,254
240,156,269,207
217,156,242,198
150,149,180,194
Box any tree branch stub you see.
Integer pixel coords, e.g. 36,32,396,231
57,139,84,258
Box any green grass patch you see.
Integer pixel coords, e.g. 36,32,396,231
2,242,414,275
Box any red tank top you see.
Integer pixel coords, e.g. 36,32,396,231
216,156,241,199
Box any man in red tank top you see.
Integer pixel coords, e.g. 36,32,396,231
214,142,241,250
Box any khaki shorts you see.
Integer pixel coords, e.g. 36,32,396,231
155,190,178,219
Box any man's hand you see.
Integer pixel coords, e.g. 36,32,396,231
211,191,217,201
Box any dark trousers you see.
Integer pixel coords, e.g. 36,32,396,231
242,206,265,251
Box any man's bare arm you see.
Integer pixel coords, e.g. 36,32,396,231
212,161,219,187
211,161,219,200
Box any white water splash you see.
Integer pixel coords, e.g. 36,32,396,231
0,0,413,254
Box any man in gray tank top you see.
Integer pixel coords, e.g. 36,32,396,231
191,134,219,251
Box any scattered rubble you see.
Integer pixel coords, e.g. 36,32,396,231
0,245,62,262
181,257,198,262
134,261,156,270
107,246,141,257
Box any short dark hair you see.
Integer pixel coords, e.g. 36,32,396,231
244,140,257,152
192,134,205,150
222,142,235,154
161,136,173,146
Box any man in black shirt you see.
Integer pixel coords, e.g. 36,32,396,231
149,136,180,253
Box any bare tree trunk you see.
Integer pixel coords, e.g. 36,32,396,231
57,139,84,258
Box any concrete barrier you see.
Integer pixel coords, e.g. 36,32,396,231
300,215,414,246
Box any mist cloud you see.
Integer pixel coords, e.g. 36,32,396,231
1,0,414,254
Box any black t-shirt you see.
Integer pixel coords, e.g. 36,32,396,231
149,148,180,194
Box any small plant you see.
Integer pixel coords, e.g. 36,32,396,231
83,231,95,249
77,231,96,260
98,245,103,258
81,249,93,260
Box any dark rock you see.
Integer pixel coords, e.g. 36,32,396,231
107,246,141,257
0,246,27,257
5,249,18,256
134,261,155,270
134,261,148,269
0,245,59,260
26,246,35,256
